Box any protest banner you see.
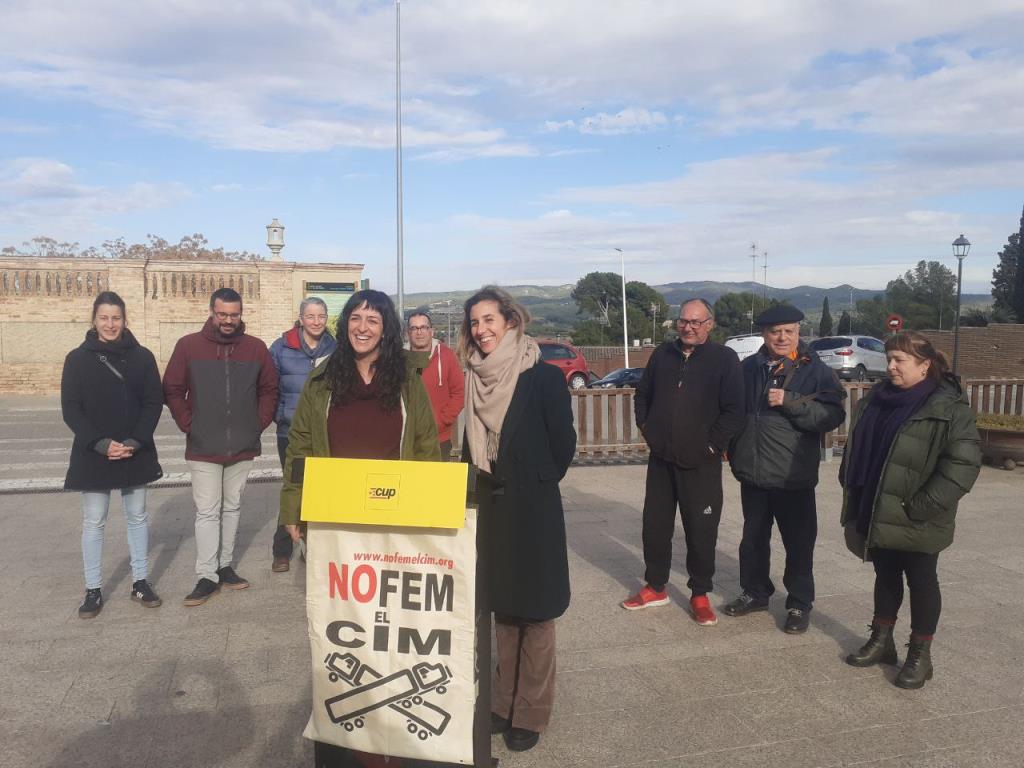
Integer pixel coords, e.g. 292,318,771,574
301,458,476,764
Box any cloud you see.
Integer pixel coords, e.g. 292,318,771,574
0,157,188,236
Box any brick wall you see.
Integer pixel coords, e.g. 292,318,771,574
918,324,1024,379
0,256,363,393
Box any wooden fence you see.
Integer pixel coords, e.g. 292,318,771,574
450,379,1024,463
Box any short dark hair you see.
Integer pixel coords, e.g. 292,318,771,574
407,310,432,327
92,291,126,322
884,331,950,382
210,287,243,309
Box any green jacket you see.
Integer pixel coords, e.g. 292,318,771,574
839,375,981,555
278,352,440,526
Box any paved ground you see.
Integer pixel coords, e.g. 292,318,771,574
1,397,1023,767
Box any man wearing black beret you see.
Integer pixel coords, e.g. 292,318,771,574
723,304,846,633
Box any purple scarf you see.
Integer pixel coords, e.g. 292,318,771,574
847,378,938,535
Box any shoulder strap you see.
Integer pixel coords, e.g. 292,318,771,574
94,353,125,383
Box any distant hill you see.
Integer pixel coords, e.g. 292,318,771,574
397,282,992,332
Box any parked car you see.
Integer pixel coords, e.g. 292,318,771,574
724,334,763,361
587,367,644,389
538,340,591,389
808,335,888,381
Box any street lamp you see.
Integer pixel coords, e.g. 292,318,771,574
650,301,658,345
615,248,629,367
951,234,971,377
266,218,285,261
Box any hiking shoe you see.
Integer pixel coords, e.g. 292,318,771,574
271,556,290,573
216,566,250,590
690,595,718,626
184,578,221,606
722,592,769,617
504,727,540,752
78,588,103,619
130,579,162,608
622,585,670,610
784,608,811,634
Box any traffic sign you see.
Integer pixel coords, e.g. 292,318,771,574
886,314,903,332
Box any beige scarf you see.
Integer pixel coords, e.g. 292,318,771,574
464,329,540,472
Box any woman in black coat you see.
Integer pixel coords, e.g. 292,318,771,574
61,291,164,618
460,286,576,753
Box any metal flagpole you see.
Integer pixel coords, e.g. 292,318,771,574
395,0,405,319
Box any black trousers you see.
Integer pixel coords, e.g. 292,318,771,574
738,484,817,611
272,436,294,559
439,440,453,462
871,547,941,636
641,453,723,595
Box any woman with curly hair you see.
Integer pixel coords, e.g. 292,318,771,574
460,286,576,753
279,288,439,541
278,289,439,767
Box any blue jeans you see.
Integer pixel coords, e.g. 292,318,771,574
81,486,149,589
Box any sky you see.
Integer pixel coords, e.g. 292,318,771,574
2,1,1024,294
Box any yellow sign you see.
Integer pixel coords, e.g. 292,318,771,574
301,457,468,529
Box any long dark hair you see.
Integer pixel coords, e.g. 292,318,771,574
324,290,405,412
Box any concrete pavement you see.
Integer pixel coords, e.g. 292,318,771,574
1,399,1022,767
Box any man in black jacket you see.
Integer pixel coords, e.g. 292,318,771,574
623,299,744,626
723,305,846,633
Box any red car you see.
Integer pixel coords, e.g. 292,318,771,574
538,340,590,389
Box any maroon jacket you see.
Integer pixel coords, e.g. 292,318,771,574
163,318,278,464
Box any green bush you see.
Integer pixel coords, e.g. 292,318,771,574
976,414,1024,431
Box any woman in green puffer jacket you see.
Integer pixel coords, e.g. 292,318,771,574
839,331,980,689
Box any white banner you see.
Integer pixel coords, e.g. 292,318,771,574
302,512,477,764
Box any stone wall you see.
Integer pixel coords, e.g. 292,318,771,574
0,256,363,393
918,324,1024,379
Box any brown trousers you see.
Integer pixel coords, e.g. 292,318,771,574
492,615,556,732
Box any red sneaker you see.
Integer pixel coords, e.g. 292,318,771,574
690,595,718,626
622,585,670,610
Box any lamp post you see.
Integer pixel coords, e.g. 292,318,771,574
650,301,658,345
951,234,971,377
266,219,285,261
615,248,629,367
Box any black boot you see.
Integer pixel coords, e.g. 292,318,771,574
895,636,933,689
845,622,898,667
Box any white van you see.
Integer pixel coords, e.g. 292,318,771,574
724,334,763,360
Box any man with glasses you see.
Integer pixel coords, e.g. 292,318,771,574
268,297,338,572
623,299,744,626
164,287,278,606
406,310,464,460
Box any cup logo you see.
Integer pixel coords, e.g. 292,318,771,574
365,474,401,511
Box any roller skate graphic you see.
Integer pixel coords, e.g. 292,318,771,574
323,652,453,740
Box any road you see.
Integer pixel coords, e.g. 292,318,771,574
0,396,281,492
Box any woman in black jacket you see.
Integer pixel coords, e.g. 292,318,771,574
61,291,164,618
459,286,576,753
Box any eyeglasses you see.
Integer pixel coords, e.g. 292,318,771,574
677,317,711,328
214,312,242,321
408,325,431,332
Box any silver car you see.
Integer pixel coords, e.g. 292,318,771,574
808,335,887,381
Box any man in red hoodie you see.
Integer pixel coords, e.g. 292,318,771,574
163,288,278,606
406,311,464,460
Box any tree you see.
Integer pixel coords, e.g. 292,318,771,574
885,260,956,330
959,308,989,327
570,272,669,344
992,206,1023,321
853,296,888,338
819,296,833,337
836,311,852,334
711,292,784,342
1,233,264,261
